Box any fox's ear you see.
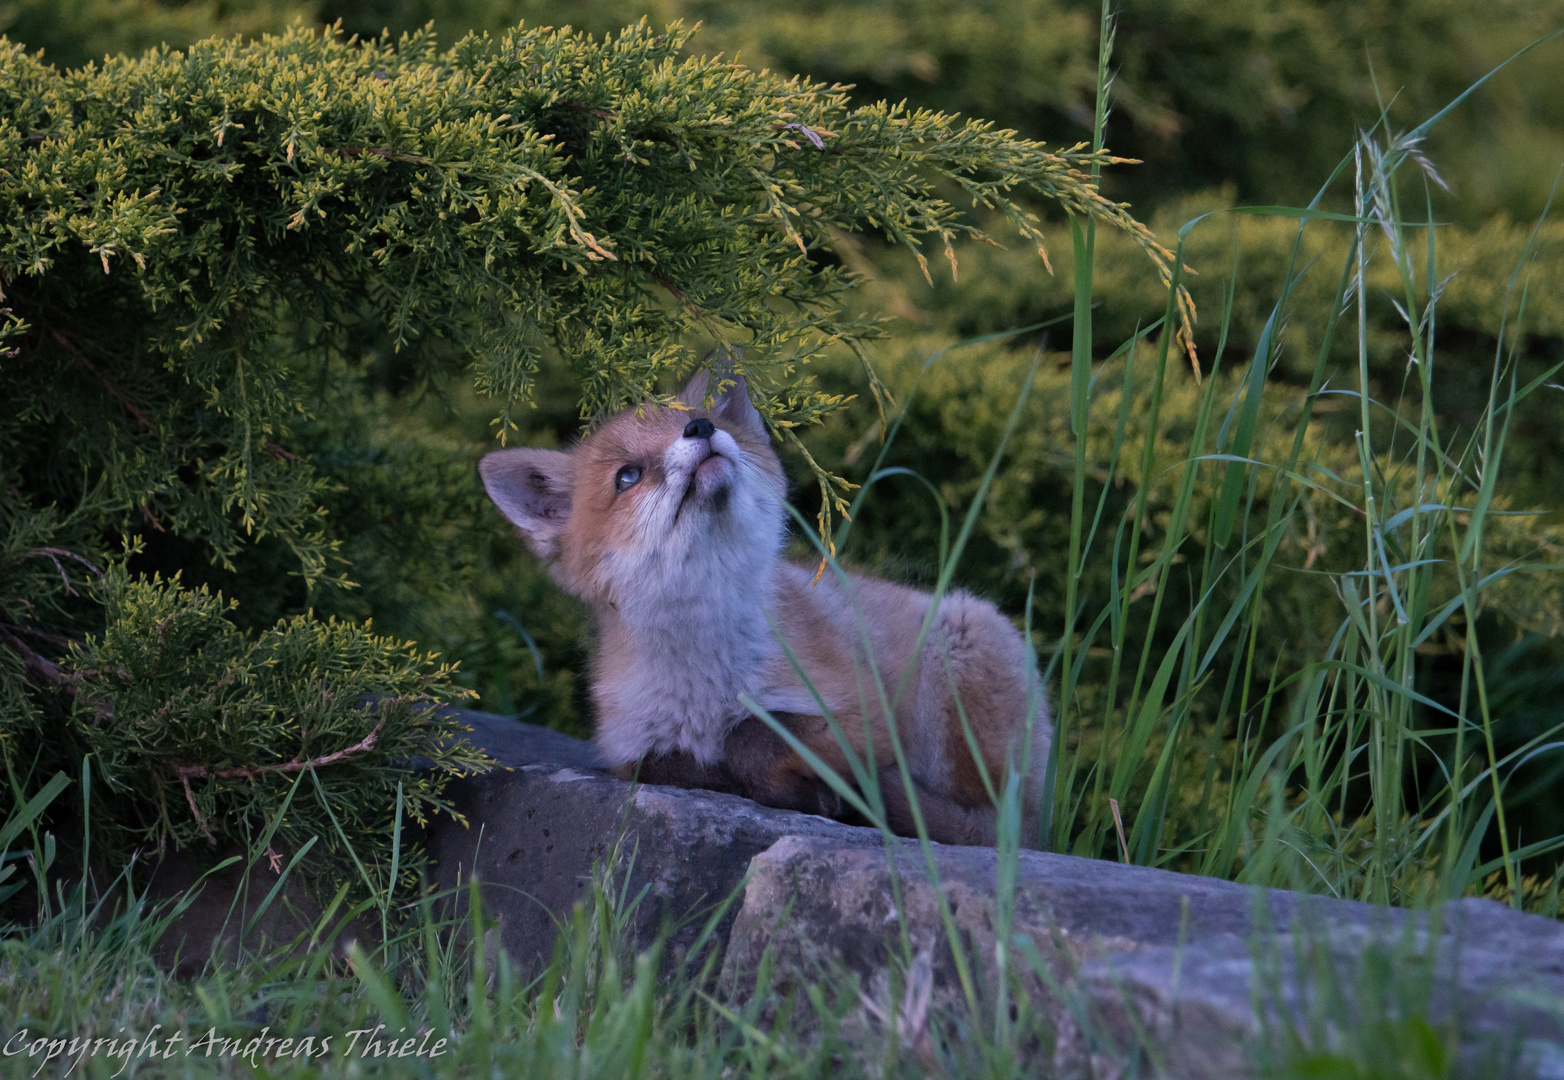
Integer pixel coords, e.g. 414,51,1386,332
675,369,713,409
677,364,765,438
480,448,573,560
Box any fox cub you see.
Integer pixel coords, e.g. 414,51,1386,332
480,369,1051,846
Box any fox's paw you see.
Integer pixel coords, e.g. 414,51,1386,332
803,780,844,820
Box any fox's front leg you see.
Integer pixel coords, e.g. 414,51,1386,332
616,715,842,819
721,714,843,818
612,752,741,794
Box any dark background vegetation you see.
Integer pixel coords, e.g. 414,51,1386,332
2,0,1562,890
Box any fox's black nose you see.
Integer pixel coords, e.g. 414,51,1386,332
683,417,715,440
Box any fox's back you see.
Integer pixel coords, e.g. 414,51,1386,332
768,561,1043,806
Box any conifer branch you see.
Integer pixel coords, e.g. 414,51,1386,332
169,719,386,784
22,547,104,595
0,623,64,684
46,329,158,433
168,719,389,842
0,19,1187,907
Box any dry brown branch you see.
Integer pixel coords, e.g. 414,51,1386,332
170,719,385,783
566,101,616,121
47,329,158,432
170,720,386,841
179,773,216,844
0,623,63,683
0,620,72,649
23,546,104,595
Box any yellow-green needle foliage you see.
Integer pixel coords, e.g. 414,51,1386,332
0,20,1181,904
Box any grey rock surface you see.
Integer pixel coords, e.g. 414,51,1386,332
726,835,1564,1078
448,709,608,773
424,710,880,971
147,709,1564,1077
433,711,1564,1076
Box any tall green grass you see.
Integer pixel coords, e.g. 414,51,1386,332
766,14,1564,915
1034,89,1564,911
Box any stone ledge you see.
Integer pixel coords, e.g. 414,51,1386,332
424,712,881,969
726,834,1564,1078
145,710,1564,1076
429,712,1564,1076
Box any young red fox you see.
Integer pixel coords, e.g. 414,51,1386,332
480,369,1051,846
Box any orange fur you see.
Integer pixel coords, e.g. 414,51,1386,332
481,368,1052,846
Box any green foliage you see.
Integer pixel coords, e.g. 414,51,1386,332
6,0,1562,224
313,0,1564,224
0,0,307,71
299,386,589,730
0,16,1181,899
839,188,1564,519
0,14,1174,588
874,192,1564,373
804,330,1564,653
67,567,487,889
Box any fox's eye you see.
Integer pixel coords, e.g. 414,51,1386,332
614,464,642,493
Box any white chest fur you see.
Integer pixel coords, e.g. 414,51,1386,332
592,516,786,767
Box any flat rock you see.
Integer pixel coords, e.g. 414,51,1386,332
725,834,1564,1077
147,709,1564,1077
447,710,608,773
433,711,1564,1077
424,710,880,971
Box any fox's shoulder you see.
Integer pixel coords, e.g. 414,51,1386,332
774,558,933,632
776,557,927,598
